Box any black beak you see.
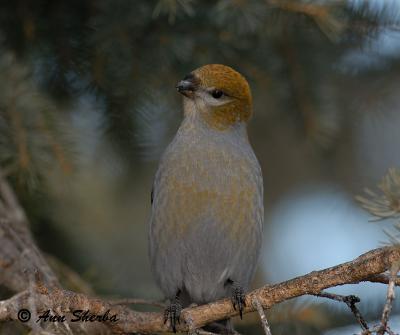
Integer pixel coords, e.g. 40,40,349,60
176,73,197,97
176,80,195,93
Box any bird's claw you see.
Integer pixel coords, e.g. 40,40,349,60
164,301,182,333
231,284,246,319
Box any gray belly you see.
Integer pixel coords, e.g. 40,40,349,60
150,217,262,304
149,127,263,303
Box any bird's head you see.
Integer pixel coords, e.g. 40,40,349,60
176,64,252,130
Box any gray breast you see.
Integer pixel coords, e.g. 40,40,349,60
149,121,264,303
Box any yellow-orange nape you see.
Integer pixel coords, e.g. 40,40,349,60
193,64,253,130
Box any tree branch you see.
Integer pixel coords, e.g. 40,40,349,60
1,247,399,334
0,172,59,292
1,170,400,334
179,246,400,332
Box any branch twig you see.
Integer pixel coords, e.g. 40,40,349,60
367,273,400,286
313,292,369,331
252,297,272,335
377,262,400,335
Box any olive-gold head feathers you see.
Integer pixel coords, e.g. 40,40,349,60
176,64,252,129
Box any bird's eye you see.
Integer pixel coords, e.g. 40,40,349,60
211,90,224,99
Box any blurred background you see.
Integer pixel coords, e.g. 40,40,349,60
0,0,400,334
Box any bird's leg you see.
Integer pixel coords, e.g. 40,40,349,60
225,279,246,319
164,289,182,333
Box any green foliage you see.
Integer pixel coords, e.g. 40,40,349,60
0,46,72,190
357,168,400,245
0,0,399,176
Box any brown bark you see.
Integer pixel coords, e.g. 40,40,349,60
1,171,399,334
0,247,399,334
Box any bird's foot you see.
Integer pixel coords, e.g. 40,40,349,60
226,279,246,319
164,292,182,333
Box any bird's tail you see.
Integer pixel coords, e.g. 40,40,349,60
203,318,234,334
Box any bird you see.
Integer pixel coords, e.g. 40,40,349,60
148,64,264,333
